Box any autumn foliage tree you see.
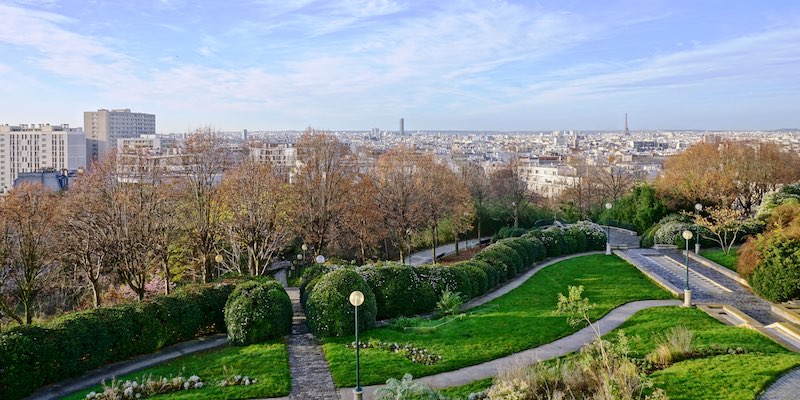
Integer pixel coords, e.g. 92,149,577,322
0,183,62,324
657,141,800,213
491,161,536,228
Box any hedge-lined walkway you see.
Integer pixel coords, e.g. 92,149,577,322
285,288,339,400
761,367,800,400
25,335,228,400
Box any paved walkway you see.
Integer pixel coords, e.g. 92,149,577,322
621,248,782,325
760,367,800,400
336,300,681,400
285,288,339,400
405,238,487,266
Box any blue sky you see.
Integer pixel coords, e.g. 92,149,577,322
1,0,799,132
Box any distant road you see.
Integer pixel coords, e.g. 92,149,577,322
405,237,488,265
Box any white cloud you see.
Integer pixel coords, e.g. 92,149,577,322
197,46,212,57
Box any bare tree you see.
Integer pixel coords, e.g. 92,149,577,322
462,162,491,241
339,175,385,264
178,129,233,282
217,161,295,275
292,130,356,257
418,157,472,263
372,146,427,263
596,157,638,203
490,161,535,227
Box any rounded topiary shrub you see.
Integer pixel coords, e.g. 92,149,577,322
451,262,489,298
358,263,435,319
750,234,800,302
500,238,534,268
225,280,292,345
474,246,512,282
306,269,377,337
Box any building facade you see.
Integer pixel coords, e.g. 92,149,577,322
84,108,156,161
0,124,86,193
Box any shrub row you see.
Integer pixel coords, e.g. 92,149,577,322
225,280,292,345
305,225,606,337
0,283,234,400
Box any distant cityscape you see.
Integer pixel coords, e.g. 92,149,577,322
2,109,799,197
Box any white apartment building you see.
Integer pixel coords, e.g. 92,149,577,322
84,108,156,161
519,160,580,198
0,124,87,193
117,134,177,156
247,141,298,178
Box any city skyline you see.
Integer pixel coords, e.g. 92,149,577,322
1,0,799,132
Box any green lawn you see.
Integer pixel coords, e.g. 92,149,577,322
435,305,800,400
700,247,739,271
63,341,290,400
323,254,673,387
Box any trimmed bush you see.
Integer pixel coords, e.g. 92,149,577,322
450,262,489,298
566,227,588,253
464,259,504,288
500,238,534,267
306,269,377,337
538,228,567,257
750,233,800,302
358,263,436,319
494,226,528,240
474,244,516,281
0,283,234,400
300,263,332,305
225,280,292,345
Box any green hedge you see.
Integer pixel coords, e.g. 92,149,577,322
0,283,234,400
751,233,800,302
299,264,331,305
306,269,377,337
358,263,436,319
225,280,292,345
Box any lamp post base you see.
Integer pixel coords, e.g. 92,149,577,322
683,289,692,308
695,243,700,254
353,388,363,400
605,243,612,255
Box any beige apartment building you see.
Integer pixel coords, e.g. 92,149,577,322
84,108,155,161
0,124,86,193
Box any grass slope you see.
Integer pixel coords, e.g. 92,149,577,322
699,247,739,271
63,341,290,400
437,303,800,400
324,254,672,387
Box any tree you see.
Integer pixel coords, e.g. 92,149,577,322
339,175,385,264
293,131,356,257
60,157,118,307
490,161,536,228
596,157,639,203
693,206,747,255
0,183,62,324
372,146,427,263
417,157,472,263
178,129,233,283
217,161,295,275
462,162,490,241
657,141,800,213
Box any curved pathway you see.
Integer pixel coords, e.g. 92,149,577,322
760,367,800,400
336,299,681,400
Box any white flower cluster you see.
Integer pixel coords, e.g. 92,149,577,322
218,374,258,387
85,375,203,400
573,221,606,234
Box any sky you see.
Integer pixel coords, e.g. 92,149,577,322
0,0,799,132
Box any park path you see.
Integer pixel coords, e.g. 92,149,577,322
336,300,681,400
760,367,800,400
404,237,486,266
284,288,339,400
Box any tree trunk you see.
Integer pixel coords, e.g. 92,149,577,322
24,300,33,325
455,231,459,255
90,278,102,308
431,224,438,265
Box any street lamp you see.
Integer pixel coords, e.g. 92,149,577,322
694,203,703,254
682,230,694,307
604,202,613,255
349,290,365,400
214,254,223,279
316,255,326,264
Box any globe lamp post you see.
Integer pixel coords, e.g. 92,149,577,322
349,290,365,400
694,203,703,254
316,254,326,264
604,202,613,255
682,230,694,307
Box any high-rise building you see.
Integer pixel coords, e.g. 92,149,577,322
400,118,405,136
624,113,630,136
84,108,156,160
0,124,86,193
